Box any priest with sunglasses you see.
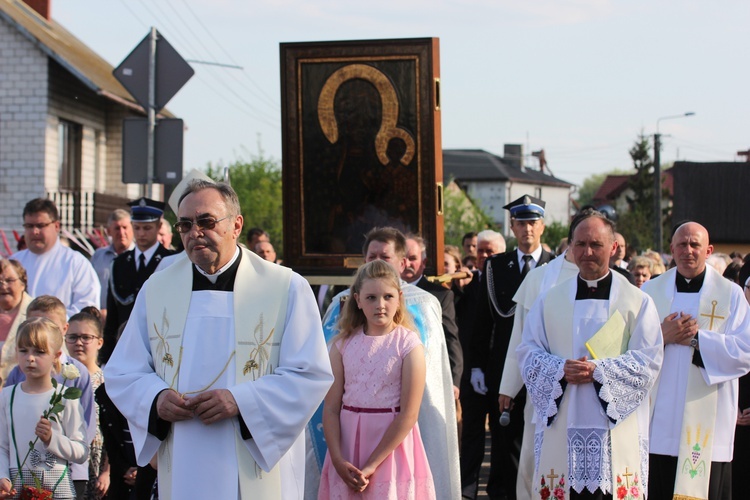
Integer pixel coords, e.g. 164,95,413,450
104,178,334,499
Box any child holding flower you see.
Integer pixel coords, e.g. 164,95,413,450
0,317,89,499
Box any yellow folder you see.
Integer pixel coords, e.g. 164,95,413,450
585,310,630,359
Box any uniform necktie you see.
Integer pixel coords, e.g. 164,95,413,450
521,254,533,278
138,253,147,280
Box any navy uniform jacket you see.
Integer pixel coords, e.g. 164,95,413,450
101,244,175,364
470,249,554,389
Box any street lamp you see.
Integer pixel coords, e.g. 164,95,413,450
653,112,695,254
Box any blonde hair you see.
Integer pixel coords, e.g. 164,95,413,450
627,255,654,274
16,317,63,373
333,260,415,344
444,245,462,270
642,249,666,275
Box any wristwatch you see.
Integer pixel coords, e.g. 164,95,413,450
690,334,699,349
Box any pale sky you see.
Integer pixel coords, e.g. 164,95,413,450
54,0,749,189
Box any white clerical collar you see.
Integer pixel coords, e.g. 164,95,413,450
516,245,543,268
582,271,611,288
195,246,241,284
135,241,160,266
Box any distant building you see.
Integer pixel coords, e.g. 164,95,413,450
443,147,573,235
592,171,674,217
672,161,750,254
0,0,175,234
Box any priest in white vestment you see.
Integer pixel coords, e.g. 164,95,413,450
12,198,100,317
499,249,579,499
517,213,663,499
305,227,460,500
642,222,750,500
105,180,333,500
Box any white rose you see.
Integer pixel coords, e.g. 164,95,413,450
60,363,81,380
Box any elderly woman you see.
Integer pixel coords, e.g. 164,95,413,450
627,255,654,288
0,259,32,382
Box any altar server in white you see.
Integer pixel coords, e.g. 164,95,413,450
643,221,750,500
518,212,663,499
104,180,333,500
12,198,100,317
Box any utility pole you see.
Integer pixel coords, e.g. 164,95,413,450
653,133,662,253
146,27,157,199
653,112,695,255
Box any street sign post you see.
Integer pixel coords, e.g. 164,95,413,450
114,29,194,195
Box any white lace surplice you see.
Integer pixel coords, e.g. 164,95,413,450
518,282,662,494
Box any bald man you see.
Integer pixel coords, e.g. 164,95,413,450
643,222,750,500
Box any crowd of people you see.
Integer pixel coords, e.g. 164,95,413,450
0,185,750,500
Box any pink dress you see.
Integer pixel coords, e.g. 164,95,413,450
318,325,436,499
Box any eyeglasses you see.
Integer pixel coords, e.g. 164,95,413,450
174,216,231,234
65,334,99,344
22,221,56,230
0,278,19,286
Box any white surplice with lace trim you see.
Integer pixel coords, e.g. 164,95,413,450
517,272,663,495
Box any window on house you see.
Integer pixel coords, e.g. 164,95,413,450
535,187,542,199
58,119,82,191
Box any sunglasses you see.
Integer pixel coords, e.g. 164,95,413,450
173,216,231,234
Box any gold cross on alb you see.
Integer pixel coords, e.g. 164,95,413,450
546,469,559,489
622,467,633,488
700,300,725,330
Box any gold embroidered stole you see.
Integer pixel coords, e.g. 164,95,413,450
647,267,732,500
145,248,291,499
537,273,644,496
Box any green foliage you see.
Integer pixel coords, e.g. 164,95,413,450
576,172,609,207
576,168,632,207
617,133,672,252
541,221,569,250
626,134,654,212
206,153,284,255
443,180,493,247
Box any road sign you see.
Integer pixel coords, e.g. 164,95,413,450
113,30,194,112
122,118,184,185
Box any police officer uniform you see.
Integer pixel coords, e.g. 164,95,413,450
466,195,554,500
101,197,175,364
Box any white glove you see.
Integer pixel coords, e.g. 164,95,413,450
471,368,488,395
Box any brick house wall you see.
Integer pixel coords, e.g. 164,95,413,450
0,16,47,230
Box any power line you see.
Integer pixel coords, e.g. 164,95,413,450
176,0,279,109
130,0,280,125
117,0,149,30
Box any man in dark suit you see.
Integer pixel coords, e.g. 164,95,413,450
101,197,176,364
469,195,554,500
403,235,463,398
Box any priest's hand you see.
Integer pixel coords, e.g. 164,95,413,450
157,389,193,422
564,356,596,384
498,394,514,413
184,389,239,425
738,408,750,427
661,312,698,345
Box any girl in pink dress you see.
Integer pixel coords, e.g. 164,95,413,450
318,260,435,499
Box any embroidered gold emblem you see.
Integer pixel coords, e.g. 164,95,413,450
243,314,275,379
700,300,725,330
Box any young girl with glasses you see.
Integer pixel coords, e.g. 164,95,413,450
0,317,89,498
318,260,435,499
68,307,108,499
